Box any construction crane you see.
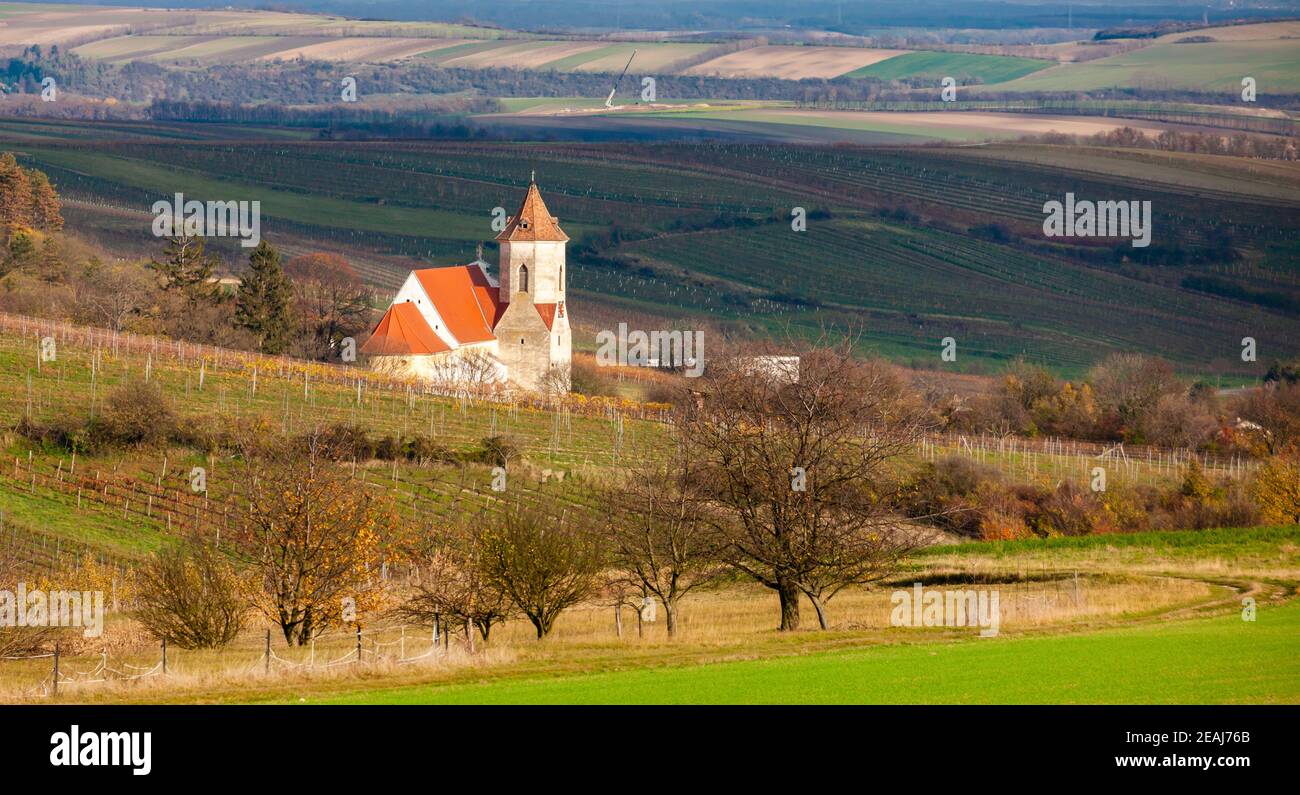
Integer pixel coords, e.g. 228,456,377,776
604,50,638,108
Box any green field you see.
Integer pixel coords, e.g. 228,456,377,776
994,40,1300,94
845,51,1052,83
315,601,1300,704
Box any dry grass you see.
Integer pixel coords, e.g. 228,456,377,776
0,571,1223,703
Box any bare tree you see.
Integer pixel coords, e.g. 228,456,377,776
479,495,603,639
284,252,373,361
678,339,934,630
602,444,724,636
395,520,512,642
423,349,506,398
75,261,156,332
1088,353,1182,437
1236,382,1300,456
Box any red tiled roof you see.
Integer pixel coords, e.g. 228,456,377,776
414,265,504,345
495,181,568,243
360,301,449,356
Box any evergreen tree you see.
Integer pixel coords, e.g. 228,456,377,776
0,152,33,235
27,169,63,232
235,240,294,354
148,235,220,300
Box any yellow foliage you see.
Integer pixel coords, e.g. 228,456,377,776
1253,455,1300,525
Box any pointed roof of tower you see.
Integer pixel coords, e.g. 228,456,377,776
495,177,569,243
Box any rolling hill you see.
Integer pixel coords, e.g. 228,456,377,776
4,123,1296,377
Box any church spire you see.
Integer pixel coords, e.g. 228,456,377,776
494,180,568,243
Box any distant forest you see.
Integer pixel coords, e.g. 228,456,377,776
4,49,924,107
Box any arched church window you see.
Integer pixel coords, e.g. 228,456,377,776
519,264,529,293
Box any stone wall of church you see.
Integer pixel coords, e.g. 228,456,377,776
494,296,554,392
499,241,566,304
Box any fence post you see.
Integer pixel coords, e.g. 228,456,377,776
356,625,362,665
265,630,271,675
52,642,60,698
161,637,167,675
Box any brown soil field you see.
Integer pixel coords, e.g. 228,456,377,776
258,37,470,62
1157,20,1300,42
779,109,1172,137
572,43,712,73
441,41,605,69
686,44,910,79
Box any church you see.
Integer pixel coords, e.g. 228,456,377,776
360,177,572,392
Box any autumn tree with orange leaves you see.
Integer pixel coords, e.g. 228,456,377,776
233,426,401,645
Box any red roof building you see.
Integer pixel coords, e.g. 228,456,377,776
360,177,573,392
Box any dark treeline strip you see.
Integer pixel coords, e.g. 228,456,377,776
5,50,914,106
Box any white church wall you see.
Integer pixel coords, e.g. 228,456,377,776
393,272,459,349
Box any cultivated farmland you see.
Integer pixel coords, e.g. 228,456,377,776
6,130,1296,375
989,21,1300,94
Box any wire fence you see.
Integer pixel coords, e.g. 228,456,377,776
0,623,453,700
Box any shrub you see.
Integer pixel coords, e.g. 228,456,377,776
402,434,452,464
479,435,520,467
1031,481,1105,537
374,434,401,461
899,456,1001,536
14,414,93,454
135,541,247,649
93,380,174,448
974,485,1034,540
1252,455,1300,525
